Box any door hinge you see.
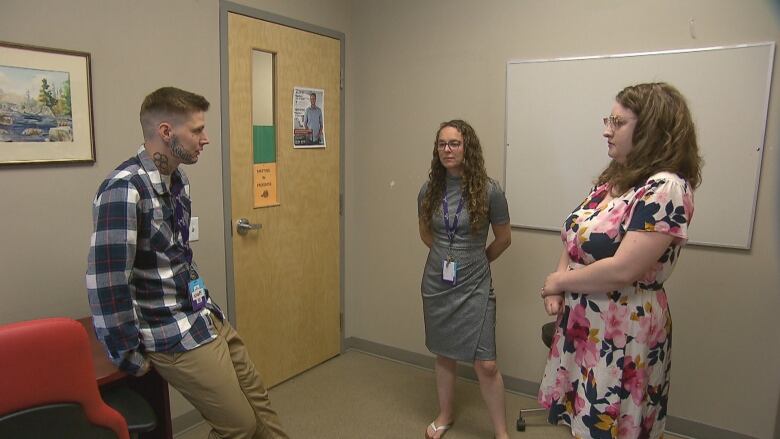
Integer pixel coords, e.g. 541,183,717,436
339,193,344,216
340,68,344,90
340,312,343,332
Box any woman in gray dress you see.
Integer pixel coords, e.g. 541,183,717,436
418,120,512,439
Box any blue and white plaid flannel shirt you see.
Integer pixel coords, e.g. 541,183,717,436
86,146,222,375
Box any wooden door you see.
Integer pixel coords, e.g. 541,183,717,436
227,12,341,387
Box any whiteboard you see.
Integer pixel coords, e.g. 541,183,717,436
505,42,774,249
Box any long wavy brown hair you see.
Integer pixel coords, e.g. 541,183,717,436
420,120,489,233
597,82,703,194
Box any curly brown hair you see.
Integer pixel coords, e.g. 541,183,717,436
597,82,703,194
420,120,490,232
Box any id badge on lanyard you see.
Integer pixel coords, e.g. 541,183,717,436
442,190,464,285
172,176,207,311
442,258,458,284
188,277,207,311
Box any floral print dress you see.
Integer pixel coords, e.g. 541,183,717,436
538,172,694,439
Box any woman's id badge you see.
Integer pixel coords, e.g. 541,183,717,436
442,259,457,285
188,278,207,311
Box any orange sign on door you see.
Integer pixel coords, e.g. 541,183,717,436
253,162,279,207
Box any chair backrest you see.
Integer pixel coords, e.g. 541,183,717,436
0,317,129,439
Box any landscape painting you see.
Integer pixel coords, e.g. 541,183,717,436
0,66,73,143
0,42,94,165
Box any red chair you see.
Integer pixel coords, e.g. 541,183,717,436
0,317,130,439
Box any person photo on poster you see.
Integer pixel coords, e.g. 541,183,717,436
293,87,325,148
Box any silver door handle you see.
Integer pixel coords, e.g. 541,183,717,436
236,218,262,235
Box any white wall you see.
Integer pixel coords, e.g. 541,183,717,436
344,1,780,438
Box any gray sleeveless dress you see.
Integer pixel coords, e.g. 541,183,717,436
418,175,510,361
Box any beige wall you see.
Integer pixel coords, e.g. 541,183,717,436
2,0,779,438
344,1,780,438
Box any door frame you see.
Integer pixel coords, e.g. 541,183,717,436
218,0,346,352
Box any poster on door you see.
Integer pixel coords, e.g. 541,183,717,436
293,87,325,148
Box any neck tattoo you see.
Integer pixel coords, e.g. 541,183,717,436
153,152,171,174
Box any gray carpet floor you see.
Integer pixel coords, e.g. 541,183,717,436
175,350,685,438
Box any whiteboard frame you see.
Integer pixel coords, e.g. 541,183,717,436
503,42,775,249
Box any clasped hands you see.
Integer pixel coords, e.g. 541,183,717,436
541,271,564,316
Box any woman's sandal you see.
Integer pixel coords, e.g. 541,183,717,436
424,421,452,439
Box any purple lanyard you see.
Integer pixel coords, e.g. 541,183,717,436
170,176,193,265
442,189,465,245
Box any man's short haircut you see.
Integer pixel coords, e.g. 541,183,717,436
140,87,210,140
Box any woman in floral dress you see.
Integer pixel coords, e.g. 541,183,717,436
538,83,703,439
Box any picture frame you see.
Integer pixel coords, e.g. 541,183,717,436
0,41,95,165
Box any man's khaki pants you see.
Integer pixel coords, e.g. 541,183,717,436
148,315,288,439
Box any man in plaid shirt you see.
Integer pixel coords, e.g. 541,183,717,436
86,87,288,439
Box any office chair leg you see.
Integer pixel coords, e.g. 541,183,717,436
516,407,547,432
516,415,526,432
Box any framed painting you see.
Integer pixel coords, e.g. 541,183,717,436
0,41,95,165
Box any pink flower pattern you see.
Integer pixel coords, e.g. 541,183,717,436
602,301,629,348
539,172,692,439
621,356,648,406
635,312,667,349
617,414,640,439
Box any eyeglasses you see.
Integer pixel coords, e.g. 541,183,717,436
436,140,463,150
602,115,635,130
